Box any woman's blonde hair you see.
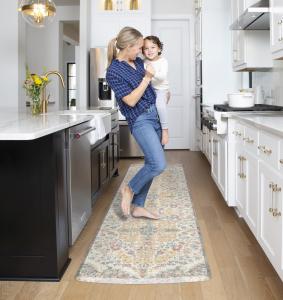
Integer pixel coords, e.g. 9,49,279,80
107,27,143,67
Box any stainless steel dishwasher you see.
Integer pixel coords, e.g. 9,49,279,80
66,121,96,245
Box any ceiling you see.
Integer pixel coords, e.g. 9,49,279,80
54,0,80,6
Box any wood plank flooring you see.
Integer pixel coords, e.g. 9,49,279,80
1,150,283,300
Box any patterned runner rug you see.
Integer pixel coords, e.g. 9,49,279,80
77,164,210,284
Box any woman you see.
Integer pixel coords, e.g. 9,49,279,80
106,27,166,220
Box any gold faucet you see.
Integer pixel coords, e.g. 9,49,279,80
41,71,65,113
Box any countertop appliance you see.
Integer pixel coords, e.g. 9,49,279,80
89,47,116,108
66,121,96,245
119,120,144,158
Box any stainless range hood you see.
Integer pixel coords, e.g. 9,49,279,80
230,0,269,30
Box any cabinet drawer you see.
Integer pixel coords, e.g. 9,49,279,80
258,131,280,169
243,125,258,155
232,122,245,144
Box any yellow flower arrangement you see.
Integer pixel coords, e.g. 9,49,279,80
23,66,50,114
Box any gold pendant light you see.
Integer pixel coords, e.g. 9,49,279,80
18,0,56,28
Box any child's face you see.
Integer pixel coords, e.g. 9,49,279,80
143,39,160,61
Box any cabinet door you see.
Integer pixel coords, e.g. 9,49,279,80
211,134,219,182
235,144,246,217
218,136,227,198
244,150,258,237
91,146,100,200
99,140,110,187
258,161,283,274
270,0,283,58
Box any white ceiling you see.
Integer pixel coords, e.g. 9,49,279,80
54,0,80,6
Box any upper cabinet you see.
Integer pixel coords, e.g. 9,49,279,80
230,0,273,71
270,0,283,59
90,0,151,47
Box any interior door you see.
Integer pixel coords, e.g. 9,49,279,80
152,19,192,149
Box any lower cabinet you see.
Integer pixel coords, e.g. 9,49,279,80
91,127,120,204
211,132,227,200
109,126,120,177
258,161,283,279
235,145,258,237
91,138,110,202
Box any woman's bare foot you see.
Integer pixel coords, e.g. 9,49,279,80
161,129,169,145
132,206,160,220
121,185,133,216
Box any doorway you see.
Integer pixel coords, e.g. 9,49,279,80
151,17,194,150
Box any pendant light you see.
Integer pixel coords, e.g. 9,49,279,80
18,0,56,28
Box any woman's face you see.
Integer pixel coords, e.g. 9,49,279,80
143,39,160,61
126,37,144,61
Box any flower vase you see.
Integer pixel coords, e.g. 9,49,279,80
31,99,41,115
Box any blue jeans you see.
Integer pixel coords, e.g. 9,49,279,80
128,104,167,207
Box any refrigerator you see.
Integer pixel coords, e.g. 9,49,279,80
89,47,116,108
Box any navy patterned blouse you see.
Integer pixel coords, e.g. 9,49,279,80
106,57,156,132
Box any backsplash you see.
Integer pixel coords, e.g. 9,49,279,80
252,60,283,106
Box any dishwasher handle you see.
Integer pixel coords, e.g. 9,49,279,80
72,126,96,139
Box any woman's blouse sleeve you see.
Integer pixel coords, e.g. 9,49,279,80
106,71,133,102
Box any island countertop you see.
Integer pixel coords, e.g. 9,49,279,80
0,109,111,141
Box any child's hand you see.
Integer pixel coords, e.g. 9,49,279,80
145,63,155,78
166,91,171,104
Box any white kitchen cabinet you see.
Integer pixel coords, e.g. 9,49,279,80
232,30,273,71
90,0,151,47
235,143,246,217
258,161,283,280
211,132,227,200
243,149,259,237
270,0,283,59
231,0,273,71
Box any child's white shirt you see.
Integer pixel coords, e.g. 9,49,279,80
144,57,169,90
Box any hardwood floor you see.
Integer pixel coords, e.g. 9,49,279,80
1,150,283,300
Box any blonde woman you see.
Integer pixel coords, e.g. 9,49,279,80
106,27,166,220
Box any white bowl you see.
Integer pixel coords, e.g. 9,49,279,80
228,92,255,108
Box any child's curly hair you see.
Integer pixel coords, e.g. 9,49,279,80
143,36,164,55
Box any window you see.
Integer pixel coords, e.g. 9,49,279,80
67,63,76,108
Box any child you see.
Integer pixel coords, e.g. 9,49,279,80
142,36,170,145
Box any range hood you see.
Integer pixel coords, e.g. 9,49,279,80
230,0,270,30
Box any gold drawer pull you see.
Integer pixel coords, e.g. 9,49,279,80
258,145,265,151
263,148,272,155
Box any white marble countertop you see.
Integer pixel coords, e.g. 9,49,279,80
234,113,283,137
0,109,111,141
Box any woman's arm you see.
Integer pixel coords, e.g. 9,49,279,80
122,65,154,107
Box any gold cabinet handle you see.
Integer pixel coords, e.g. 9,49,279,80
270,183,282,217
258,145,265,152
279,159,283,164
269,183,274,213
247,138,254,144
263,148,272,155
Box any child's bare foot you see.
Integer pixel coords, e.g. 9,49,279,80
132,206,160,220
161,129,169,145
121,185,133,216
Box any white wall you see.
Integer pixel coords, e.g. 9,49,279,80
26,6,79,111
151,0,194,14
0,1,24,110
